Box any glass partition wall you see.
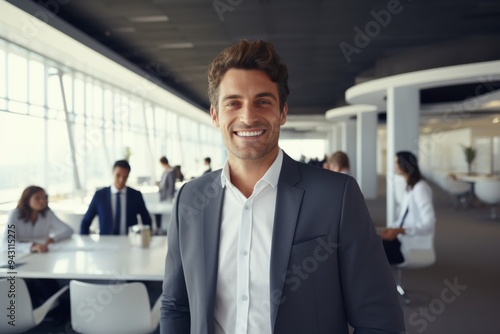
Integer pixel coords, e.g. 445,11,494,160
0,37,222,203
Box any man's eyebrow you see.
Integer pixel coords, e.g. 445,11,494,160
221,94,242,101
255,92,277,101
221,92,278,101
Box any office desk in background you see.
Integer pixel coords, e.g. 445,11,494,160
0,235,168,281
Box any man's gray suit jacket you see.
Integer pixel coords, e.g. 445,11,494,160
160,152,405,334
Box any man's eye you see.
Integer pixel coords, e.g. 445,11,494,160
257,100,271,105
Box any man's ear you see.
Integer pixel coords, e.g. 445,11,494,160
280,103,288,126
210,105,219,127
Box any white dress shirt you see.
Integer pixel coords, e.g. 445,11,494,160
2,208,73,254
214,149,283,334
111,186,127,235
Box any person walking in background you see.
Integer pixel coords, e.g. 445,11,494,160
327,150,351,175
80,160,151,235
2,185,73,254
202,157,212,175
159,156,175,202
160,39,404,334
378,151,436,264
173,165,185,183
157,157,182,230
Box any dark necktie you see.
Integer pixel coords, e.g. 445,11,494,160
114,191,121,235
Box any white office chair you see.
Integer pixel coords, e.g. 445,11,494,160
70,280,161,334
0,278,69,334
474,179,500,220
443,178,472,208
394,247,436,305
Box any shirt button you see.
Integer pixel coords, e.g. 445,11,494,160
241,295,248,301
244,205,249,210
241,250,248,256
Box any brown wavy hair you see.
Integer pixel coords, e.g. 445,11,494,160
207,39,290,112
17,186,48,222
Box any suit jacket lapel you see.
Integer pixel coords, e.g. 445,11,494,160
202,172,225,334
270,153,304,329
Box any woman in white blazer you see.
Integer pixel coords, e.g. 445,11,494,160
379,151,436,264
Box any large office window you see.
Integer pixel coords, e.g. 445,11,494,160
0,37,221,203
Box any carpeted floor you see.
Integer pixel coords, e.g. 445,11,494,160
365,176,500,334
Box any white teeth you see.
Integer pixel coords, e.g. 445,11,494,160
236,130,264,137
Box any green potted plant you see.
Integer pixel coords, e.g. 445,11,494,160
461,145,477,175
123,146,131,161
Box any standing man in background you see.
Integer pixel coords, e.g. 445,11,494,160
160,40,404,334
202,157,212,175
80,160,151,235
159,156,175,202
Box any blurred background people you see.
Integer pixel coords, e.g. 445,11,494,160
202,157,212,175
1,185,73,311
327,151,350,175
80,160,151,235
378,151,436,265
2,185,73,254
173,165,185,184
157,157,184,229
158,156,175,202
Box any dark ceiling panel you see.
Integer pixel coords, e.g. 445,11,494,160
420,82,500,104
25,0,500,115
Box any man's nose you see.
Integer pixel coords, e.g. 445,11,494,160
239,103,258,124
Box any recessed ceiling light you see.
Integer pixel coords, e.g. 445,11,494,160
158,42,194,49
482,100,500,109
493,117,500,124
129,15,168,23
113,27,136,33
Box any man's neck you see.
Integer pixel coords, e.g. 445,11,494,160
227,149,279,198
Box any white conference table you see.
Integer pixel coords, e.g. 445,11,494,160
455,174,500,183
0,235,168,281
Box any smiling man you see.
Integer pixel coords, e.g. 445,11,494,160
160,40,404,334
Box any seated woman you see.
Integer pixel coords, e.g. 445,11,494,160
379,151,436,265
2,185,73,254
1,185,73,310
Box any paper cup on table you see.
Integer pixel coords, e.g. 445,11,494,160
128,224,151,248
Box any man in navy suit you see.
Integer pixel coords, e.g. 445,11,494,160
160,40,404,334
80,160,152,235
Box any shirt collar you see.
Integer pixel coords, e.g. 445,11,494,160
220,148,283,190
111,185,127,194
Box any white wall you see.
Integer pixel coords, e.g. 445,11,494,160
419,127,500,176
420,128,472,174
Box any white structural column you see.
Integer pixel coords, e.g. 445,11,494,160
327,124,341,153
325,127,333,154
356,112,378,199
334,124,342,152
386,86,420,225
341,120,357,179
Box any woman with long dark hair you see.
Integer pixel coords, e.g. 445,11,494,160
2,185,73,254
1,186,73,311
379,151,436,264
